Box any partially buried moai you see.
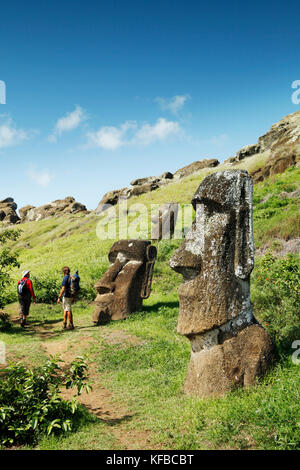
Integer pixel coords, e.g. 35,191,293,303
92,240,157,324
170,170,275,398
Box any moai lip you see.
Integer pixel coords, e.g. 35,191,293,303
170,170,275,398
92,240,157,324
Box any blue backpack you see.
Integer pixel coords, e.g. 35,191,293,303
70,273,80,296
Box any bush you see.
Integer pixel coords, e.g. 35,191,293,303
0,229,20,309
0,356,91,447
0,312,11,331
252,253,300,352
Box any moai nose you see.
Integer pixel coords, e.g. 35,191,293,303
170,244,202,281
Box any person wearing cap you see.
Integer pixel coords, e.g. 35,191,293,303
17,270,36,327
57,266,75,330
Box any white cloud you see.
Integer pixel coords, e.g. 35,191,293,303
134,118,181,145
86,118,182,150
0,117,28,148
86,121,137,150
27,167,53,187
155,94,190,115
49,105,86,142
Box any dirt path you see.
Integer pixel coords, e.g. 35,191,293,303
6,309,156,449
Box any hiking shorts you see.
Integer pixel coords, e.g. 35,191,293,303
19,295,31,317
62,296,73,311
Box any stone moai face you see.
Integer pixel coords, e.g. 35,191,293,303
92,240,157,324
170,170,275,397
151,203,179,240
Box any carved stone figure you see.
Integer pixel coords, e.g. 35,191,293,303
170,170,275,397
92,240,157,324
151,203,179,240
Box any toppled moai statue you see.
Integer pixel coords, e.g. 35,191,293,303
151,203,179,240
170,170,275,398
92,240,157,324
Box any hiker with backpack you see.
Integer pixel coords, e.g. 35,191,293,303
17,270,36,327
57,266,80,330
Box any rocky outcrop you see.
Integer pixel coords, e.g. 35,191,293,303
96,172,173,213
251,147,300,183
0,198,20,225
173,159,219,179
228,110,300,181
96,160,221,213
170,170,275,398
19,197,88,223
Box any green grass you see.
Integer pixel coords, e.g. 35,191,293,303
0,158,299,450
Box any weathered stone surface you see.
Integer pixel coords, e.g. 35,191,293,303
96,188,131,214
160,171,173,180
170,170,275,397
231,111,300,181
19,205,36,220
151,203,179,240
173,159,219,179
130,182,159,197
92,240,157,324
184,324,275,397
0,198,20,224
20,197,88,222
235,144,260,161
130,176,160,186
251,148,300,183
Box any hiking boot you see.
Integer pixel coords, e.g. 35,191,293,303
62,322,67,329
68,323,75,330
20,318,26,328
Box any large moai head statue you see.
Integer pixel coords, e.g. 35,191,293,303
170,170,275,397
92,240,157,324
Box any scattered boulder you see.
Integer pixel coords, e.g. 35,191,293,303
92,240,157,324
0,198,20,225
235,144,260,161
20,197,88,223
229,111,300,181
130,181,159,197
173,159,219,179
251,148,300,183
96,188,131,214
280,187,300,199
170,170,275,398
130,176,160,186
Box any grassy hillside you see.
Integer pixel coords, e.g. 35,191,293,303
0,155,299,450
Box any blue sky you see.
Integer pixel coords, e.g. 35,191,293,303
1,0,300,210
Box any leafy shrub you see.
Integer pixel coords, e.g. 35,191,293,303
0,355,91,447
0,230,20,309
31,274,62,303
252,253,300,352
0,312,11,331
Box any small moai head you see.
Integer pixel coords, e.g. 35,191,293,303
170,170,254,335
92,240,157,324
151,203,179,240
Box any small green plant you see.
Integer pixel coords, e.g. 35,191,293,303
0,229,20,309
252,253,300,352
0,312,11,331
0,355,91,447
